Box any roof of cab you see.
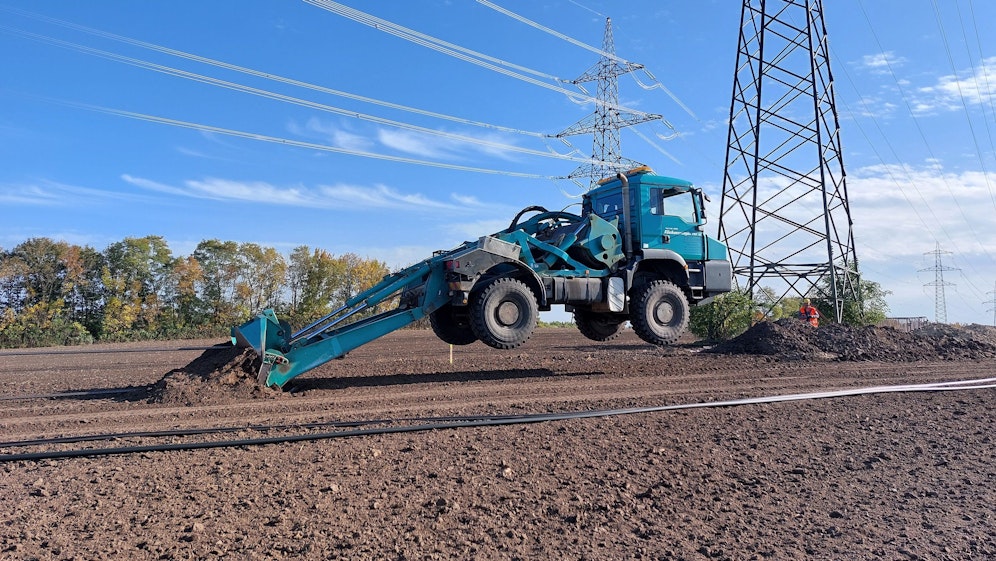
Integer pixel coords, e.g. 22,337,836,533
593,166,694,190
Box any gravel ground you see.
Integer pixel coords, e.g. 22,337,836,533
1,324,994,560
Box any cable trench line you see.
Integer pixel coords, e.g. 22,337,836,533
2,376,993,462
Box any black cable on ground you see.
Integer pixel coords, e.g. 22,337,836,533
2,377,993,463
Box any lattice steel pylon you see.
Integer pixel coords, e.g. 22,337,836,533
920,243,957,323
556,17,660,187
717,0,860,322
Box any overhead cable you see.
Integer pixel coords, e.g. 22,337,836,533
302,0,664,122
5,27,601,165
476,0,697,120
67,101,568,180
855,1,996,282
0,6,555,140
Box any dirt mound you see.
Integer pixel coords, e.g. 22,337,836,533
705,319,829,359
711,319,996,361
148,343,278,406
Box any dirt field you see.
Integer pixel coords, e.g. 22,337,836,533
1,323,995,560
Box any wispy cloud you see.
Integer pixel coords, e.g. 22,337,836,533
122,174,484,211
0,180,145,205
286,117,525,162
913,56,996,114
858,51,906,74
289,117,374,152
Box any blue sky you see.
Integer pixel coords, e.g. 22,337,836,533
2,1,996,325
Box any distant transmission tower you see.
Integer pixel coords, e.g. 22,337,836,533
717,0,860,322
986,281,996,326
556,17,660,187
920,243,957,323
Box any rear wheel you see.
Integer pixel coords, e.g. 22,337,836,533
574,310,625,342
429,303,477,345
469,278,538,349
630,280,689,346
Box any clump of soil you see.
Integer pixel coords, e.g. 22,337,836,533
148,343,279,406
711,319,996,361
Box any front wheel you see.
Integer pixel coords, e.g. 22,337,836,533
469,278,538,349
630,280,689,346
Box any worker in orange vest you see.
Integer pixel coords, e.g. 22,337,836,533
798,298,820,327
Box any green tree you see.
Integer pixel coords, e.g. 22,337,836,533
9,238,74,307
689,289,755,340
0,300,92,347
235,243,287,316
0,239,98,347
297,248,348,323
753,286,797,320
102,236,176,337
812,272,890,326
193,239,241,326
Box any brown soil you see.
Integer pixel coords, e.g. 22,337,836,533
1,325,994,560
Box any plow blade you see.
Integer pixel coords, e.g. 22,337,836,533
231,309,293,386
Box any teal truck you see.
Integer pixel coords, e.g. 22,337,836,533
233,166,732,388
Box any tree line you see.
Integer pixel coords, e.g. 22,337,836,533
0,236,391,348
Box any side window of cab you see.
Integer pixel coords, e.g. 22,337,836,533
593,193,623,221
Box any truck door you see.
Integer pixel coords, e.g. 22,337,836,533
642,187,705,260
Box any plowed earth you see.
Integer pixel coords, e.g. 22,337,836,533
1,322,995,560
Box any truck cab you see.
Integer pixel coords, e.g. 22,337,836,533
584,166,732,303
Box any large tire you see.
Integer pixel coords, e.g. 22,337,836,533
469,278,538,349
630,280,689,346
574,310,625,342
428,304,477,346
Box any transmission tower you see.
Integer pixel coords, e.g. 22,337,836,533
717,0,860,323
920,243,957,323
556,17,660,187
986,281,996,327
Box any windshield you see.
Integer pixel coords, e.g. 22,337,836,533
650,188,697,223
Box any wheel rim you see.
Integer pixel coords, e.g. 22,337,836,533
496,300,521,326
653,299,675,326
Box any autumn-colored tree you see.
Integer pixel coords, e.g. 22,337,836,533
62,245,106,336
235,243,287,317
101,236,176,338
167,255,206,334
0,235,403,347
0,239,97,346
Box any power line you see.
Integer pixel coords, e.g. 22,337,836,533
3,27,608,168
302,0,663,123
929,0,996,214
475,0,698,120
69,101,563,180
0,8,559,140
